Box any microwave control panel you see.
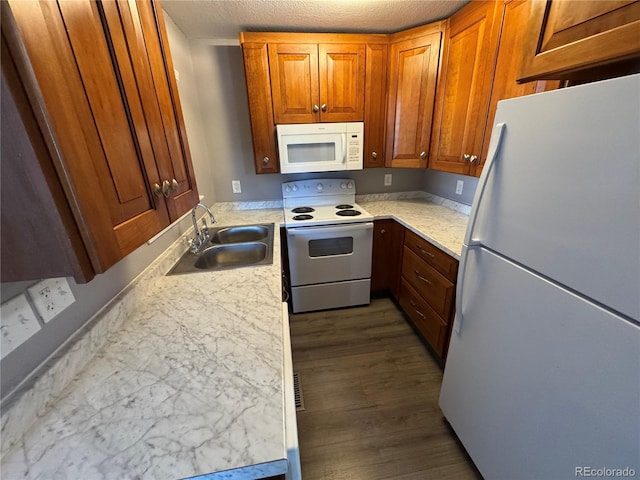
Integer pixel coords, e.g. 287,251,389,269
346,123,364,166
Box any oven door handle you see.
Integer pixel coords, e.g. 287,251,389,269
287,222,373,236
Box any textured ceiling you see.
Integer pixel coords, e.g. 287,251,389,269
162,0,470,41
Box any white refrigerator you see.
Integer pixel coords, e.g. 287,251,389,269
439,74,640,479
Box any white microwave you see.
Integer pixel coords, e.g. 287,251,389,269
277,122,364,174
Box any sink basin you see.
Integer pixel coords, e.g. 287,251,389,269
166,223,274,276
210,225,269,244
194,243,267,269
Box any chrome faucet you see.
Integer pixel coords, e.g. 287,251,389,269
190,203,216,253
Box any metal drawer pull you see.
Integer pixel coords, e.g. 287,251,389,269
171,178,179,192
152,183,162,198
409,299,427,319
321,104,327,112
413,269,432,285
313,104,319,112
417,245,435,258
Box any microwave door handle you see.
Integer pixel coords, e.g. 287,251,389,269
342,133,347,163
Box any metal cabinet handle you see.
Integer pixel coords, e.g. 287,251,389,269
417,245,435,258
263,156,270,165
153,183,163,197
419,151,427,159
380,229,386,234
321,104,327,112
469,155,478,163
161,180,171,198
313,104,319,112
171,178,179,192
371,151,378,159
409,299,427,319
413,269,432,286
463,154,471,161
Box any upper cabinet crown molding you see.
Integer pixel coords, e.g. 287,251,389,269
2,0,198,283
518,0,640,82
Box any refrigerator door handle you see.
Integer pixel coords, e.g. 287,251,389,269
464,123,506,247
454,245,472,334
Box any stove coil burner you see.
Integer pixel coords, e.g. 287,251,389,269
292,214,314,221
335,204,354,210
335,209,362,217
292,207,315,214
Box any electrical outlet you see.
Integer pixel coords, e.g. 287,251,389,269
1,293,42,359
232,180,242,194
455,180,464,195
27,278,75,323
384,174,392,186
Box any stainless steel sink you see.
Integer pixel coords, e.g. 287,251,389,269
209,225,269,244
167,223,274,275
194,242,267,269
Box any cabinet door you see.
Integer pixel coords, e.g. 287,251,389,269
318,44,365,122
8,0,169,270
518,0,640,82
269,43,320,124
385,33,441,168
6,0,198,276
429,1,497,175
132,0,199,218
371,219,404,295
242,42,279,173
473,0,560,177
364,44,388,167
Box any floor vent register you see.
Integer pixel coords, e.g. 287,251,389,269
293,372,305,411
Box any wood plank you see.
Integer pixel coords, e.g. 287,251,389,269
290,297,481,480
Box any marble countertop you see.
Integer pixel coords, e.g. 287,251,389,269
358,195,470,259
1,194,469,480
1,208,289,480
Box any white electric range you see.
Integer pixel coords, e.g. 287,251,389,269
282,179,374,313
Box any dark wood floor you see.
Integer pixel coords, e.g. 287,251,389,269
289,295,482,480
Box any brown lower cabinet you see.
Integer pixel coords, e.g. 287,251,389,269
371,219,404,297
371,220,459,361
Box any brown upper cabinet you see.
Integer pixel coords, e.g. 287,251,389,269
429,0,558,177
518,0,640,82
240,32,389,173
429,2,498,175
269,43,366,123
1,0,198,283
385,24,444,169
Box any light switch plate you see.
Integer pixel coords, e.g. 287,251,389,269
384,174,392,186
232,180,242,194
1,293,42,359
27,278,75,323
455,180,464,195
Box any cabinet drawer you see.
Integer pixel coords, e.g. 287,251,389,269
402,246,454,319
399,279,448,357
404,229,458,281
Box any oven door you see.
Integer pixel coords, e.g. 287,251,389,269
287,222,373,286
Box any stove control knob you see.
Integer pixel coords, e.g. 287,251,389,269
284,186,291,193
316,183,323,192
292,185,298,192
341,182,347,189
347,181,354,189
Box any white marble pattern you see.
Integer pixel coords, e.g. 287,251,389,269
359,198,469,258
0,198,467,479
1,208,286,479
357,191,472,216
